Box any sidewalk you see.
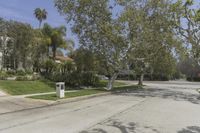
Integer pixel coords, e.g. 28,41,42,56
0,90,78,114
0,90,110,115
16,90,78,98
0,96,51,114
0,90,7,97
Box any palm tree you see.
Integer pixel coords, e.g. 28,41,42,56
51,26,67,59
42,23,74,60
34,8,48,28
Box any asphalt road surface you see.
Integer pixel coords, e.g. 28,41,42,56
0,81,200,133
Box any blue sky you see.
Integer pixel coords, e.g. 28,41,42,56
0,0,123,50
0,0,78,48
1,0,196,50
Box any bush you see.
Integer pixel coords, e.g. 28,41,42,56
6,70,15,76
16,70,26,76
43,71,100,87
0,71,9,80
66,71,82,86
25,70,33,75
16,76,29,81
81,72,99,86
117,74,137,80
187,77,200,82
40,59,56,74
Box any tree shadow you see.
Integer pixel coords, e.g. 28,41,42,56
177,126,200,133
115,87,200,105
80,119,160,133
103,119,136,133
80,128,107,133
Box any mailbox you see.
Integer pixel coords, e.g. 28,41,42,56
56,82,65,98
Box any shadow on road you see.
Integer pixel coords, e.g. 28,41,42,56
177,126,200,133
80,120,200,133
80,87,200,133
80,119,160,133
116,88,200,105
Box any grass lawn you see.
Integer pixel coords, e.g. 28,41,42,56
96,80,126,87
0,80,127,95
0,80,55,95
28,85,143,101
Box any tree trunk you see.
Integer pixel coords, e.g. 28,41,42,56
39,20,42,29
18,61,24,71
52,45,56,60
106,73,118,90
47,45,49,57
138,73,144,86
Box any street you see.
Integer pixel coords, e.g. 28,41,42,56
0,81,200,133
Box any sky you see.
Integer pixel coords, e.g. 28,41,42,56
1,0,198,50
0,0,79,48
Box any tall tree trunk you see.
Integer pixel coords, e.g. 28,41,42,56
52,45,56,60
106,73,118,90
39,20,42,29
18,61,23,71
47,45,49,57
138,73,144,86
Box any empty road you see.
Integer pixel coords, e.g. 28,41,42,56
0,81,200,133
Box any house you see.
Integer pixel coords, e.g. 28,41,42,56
55,55,73,64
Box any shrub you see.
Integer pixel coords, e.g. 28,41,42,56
40,59,57,74
81,72,99,86
25,70,33,75
43,71,100,87
16,70,26,76
16,76,29,81
6,70,15,76
0,71,9,80
187,77,200,82
117,74,137,80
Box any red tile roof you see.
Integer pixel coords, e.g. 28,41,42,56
55,56,73,62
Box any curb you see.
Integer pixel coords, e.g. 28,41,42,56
55,92,111,104
0,92,111,116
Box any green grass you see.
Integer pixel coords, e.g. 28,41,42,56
96,80,126,87
0,80,55,95
28,85,142,101
113,85,143,91
0,80,126,95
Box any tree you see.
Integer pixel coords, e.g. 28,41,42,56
34,8,48,28
42,23,53,57
42,23,72,60
32,29,51,72
0,19,36,71
178,57,200,80
72,47,99,72
51,26,67,59
172,0,200,63
55,0,129,90
122,0,181,85
7,21,35,70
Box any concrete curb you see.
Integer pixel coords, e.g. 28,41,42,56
55,92,112,104
0,92,111,116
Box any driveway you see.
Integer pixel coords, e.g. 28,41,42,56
0,81,200,133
